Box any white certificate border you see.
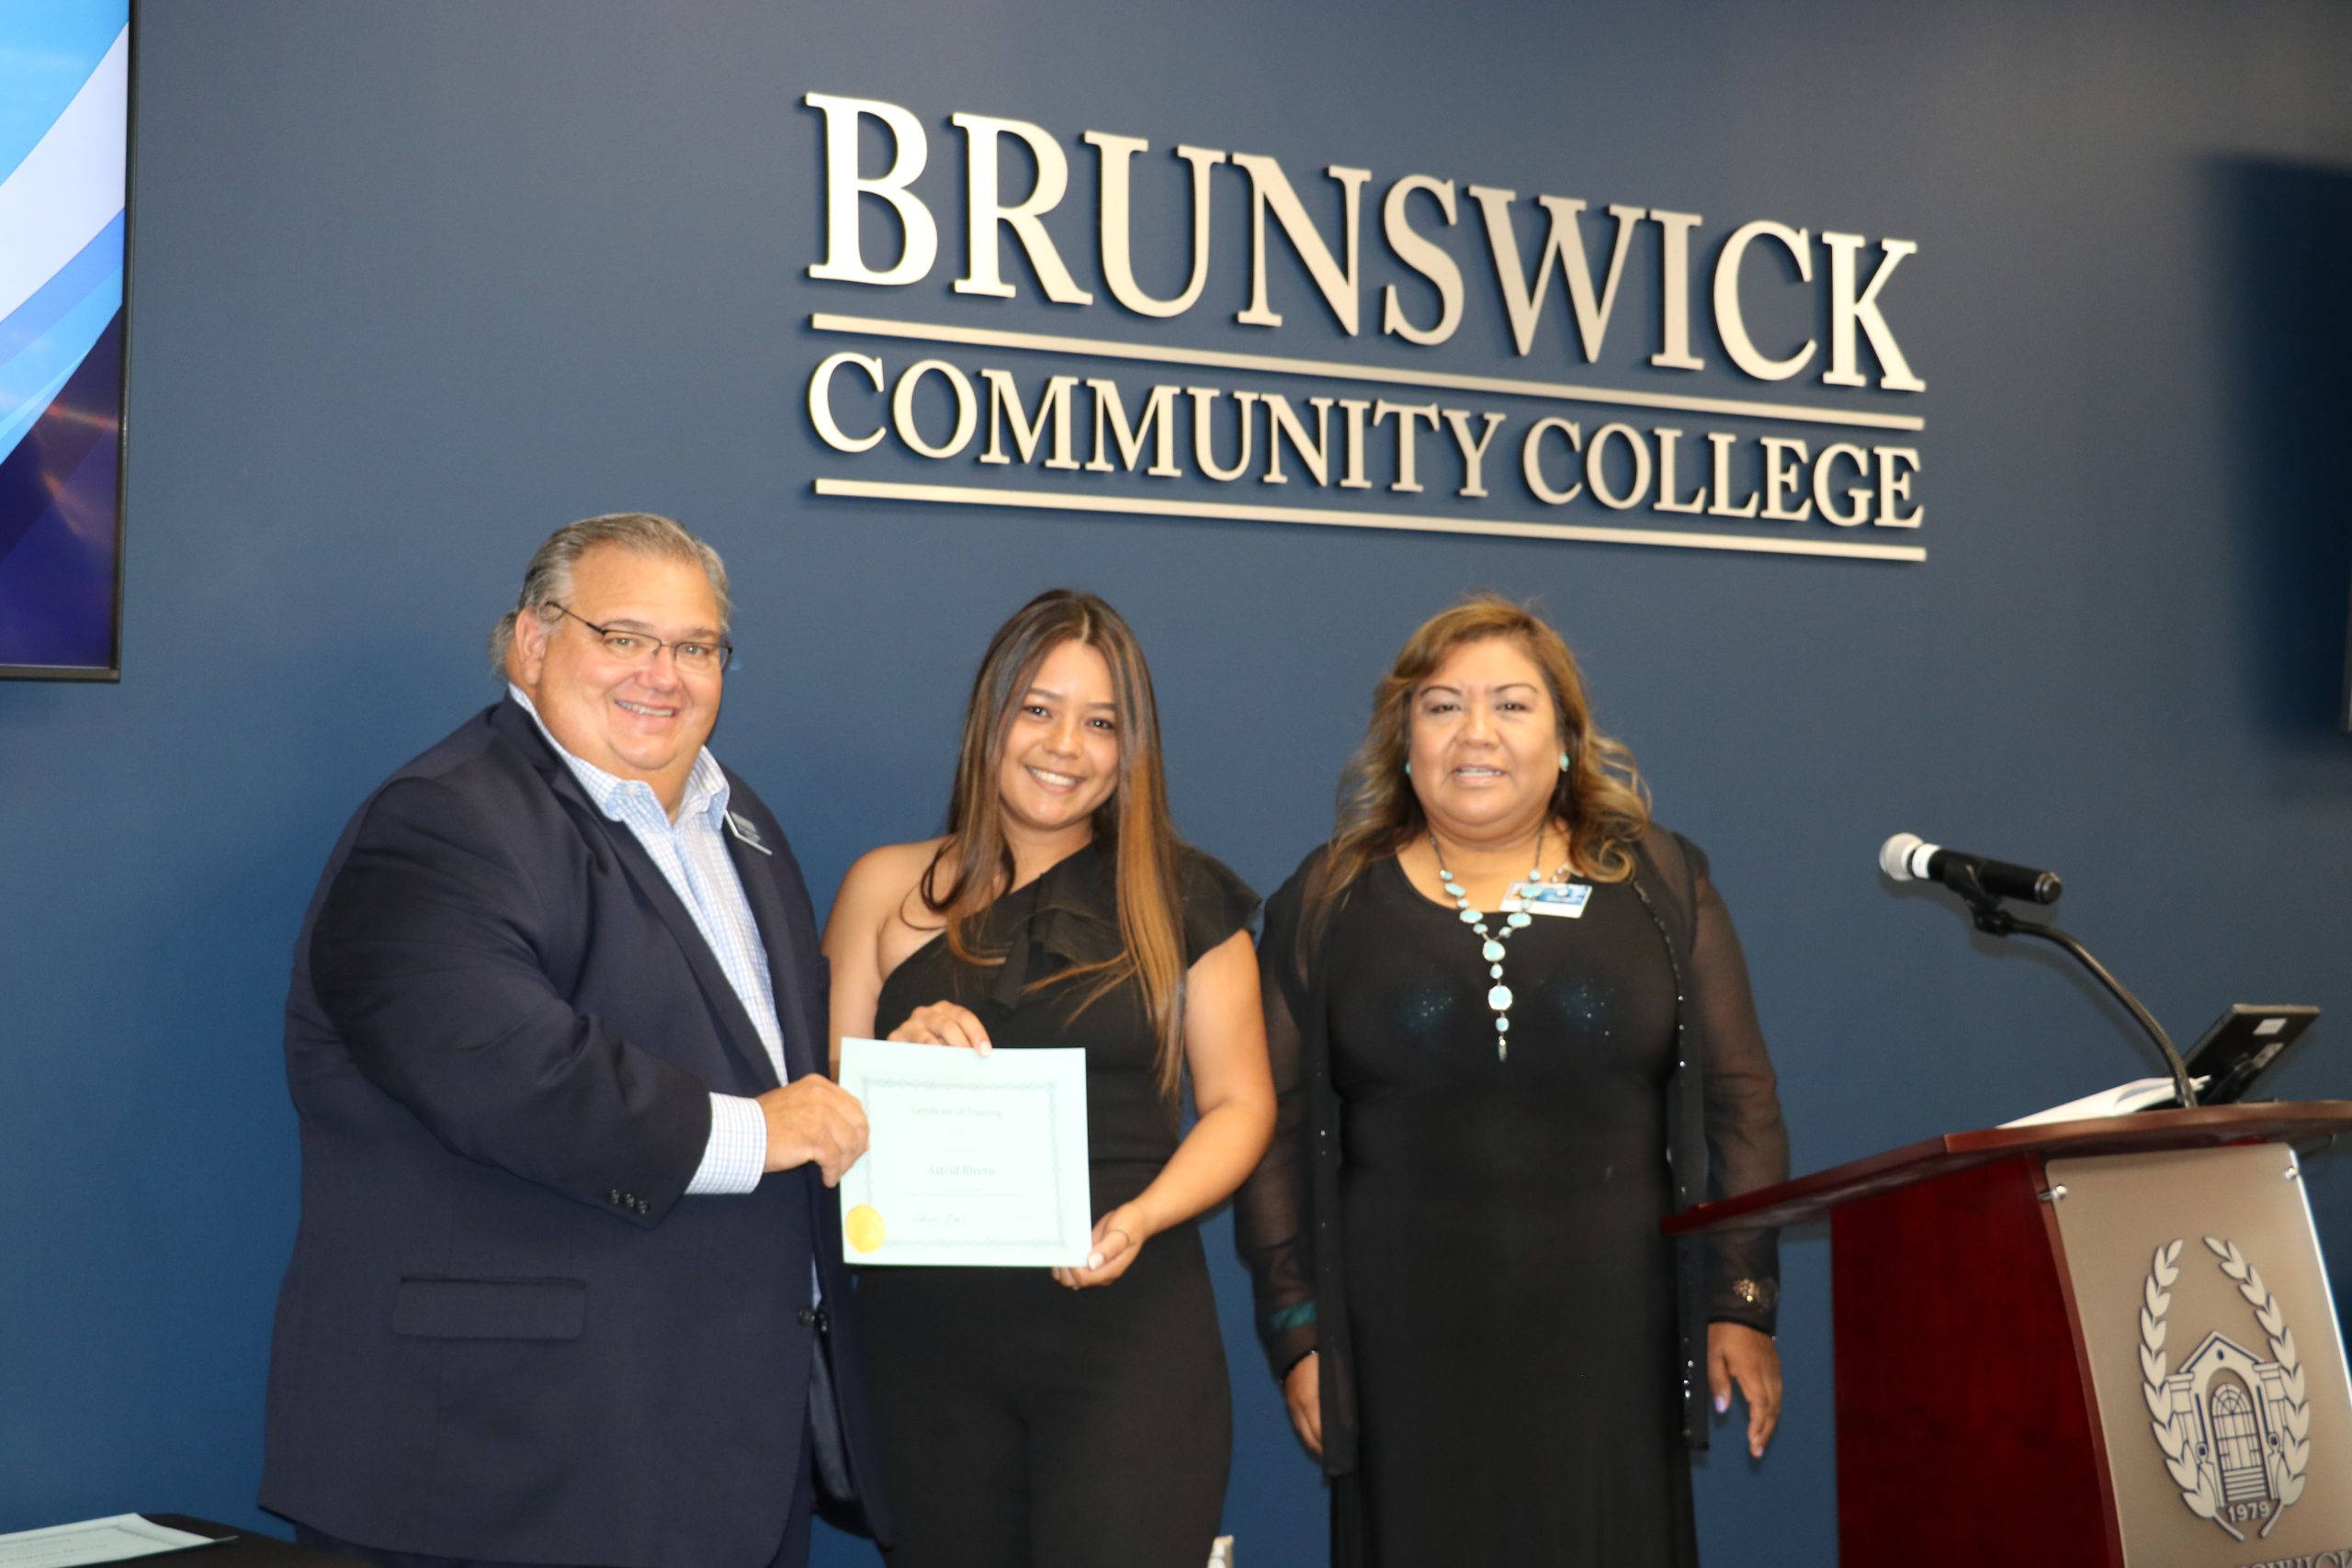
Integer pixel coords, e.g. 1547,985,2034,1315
837,1042,1092,1268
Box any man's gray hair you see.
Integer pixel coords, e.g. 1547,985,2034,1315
490,513,731,674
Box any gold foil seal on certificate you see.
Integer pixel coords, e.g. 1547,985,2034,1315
844,1204,887,1255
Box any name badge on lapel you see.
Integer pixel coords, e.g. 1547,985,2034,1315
1505,880,1591,918
724,811,772,855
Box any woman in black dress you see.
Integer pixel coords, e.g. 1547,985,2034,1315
1235,595,1790,1567
824,589,1272,1568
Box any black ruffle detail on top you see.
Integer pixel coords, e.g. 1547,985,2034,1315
978,839,1259,1009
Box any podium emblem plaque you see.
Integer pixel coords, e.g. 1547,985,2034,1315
2137,1235,2309,1540
2048,1144,2352,1566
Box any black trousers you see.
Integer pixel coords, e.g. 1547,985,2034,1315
858,1225,1230,1568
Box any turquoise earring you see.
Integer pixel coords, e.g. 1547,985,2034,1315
1403,761,1412,775
1559,751,1571,770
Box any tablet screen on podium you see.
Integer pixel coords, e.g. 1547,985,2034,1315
2182,1003,2320,1105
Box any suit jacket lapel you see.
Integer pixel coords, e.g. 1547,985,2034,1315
492,701,782,1094
724,812,825,1085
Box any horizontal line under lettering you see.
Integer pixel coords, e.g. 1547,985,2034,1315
810,477,1928,562
808,313,1927,434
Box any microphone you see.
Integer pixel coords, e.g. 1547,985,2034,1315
1882,831,2191,1105
1879,833,2064,906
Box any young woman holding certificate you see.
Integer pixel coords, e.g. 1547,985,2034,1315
824,590,1272,1568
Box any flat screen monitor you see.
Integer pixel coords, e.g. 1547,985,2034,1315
0,1,130,681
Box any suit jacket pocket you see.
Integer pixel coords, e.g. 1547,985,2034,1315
391,1276,587,1340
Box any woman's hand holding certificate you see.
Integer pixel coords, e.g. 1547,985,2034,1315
888,999,994,1055
1052,1199,1151,1291
835,1036,1093,1268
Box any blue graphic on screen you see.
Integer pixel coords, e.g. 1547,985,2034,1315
0,4,130,674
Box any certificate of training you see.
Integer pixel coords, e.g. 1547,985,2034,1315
836,1038,1092,1267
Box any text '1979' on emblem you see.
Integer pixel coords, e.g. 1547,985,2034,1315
2139,1236,2311,1541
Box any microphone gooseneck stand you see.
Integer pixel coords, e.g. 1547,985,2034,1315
1942,861,2200,1111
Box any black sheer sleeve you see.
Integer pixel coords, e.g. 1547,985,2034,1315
1680,835,1790,1333
1233,852,1321,1382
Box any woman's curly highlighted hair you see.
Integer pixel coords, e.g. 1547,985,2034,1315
1316,593,1651,912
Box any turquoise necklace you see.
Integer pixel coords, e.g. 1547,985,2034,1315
1430,823,1562,1063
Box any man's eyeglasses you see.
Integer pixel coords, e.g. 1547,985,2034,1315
550,604,733,673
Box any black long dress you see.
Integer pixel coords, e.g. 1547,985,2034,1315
858,839,1258,1568
1236,828,1788,1568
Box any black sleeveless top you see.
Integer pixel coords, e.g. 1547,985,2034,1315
872,838,1259,1211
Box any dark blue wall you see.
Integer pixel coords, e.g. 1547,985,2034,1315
5,3,2349,1563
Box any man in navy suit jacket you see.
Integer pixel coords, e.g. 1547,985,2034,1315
261,514,888,1568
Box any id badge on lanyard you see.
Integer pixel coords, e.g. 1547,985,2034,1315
1504,881,1592,918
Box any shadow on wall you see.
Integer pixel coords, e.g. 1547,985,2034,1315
2211,155,2352,1339
0,682,74,782
2212,157,2352,742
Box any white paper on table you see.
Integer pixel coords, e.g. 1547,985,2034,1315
836,1037,1091,1267
0,1516,223,1566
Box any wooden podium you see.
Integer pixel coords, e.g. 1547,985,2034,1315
1668,1103,2352,1567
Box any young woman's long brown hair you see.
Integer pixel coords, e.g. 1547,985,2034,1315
1316,594,1652,918
920,590,1193,1101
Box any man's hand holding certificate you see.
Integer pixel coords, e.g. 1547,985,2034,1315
836,1037,1093,1267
